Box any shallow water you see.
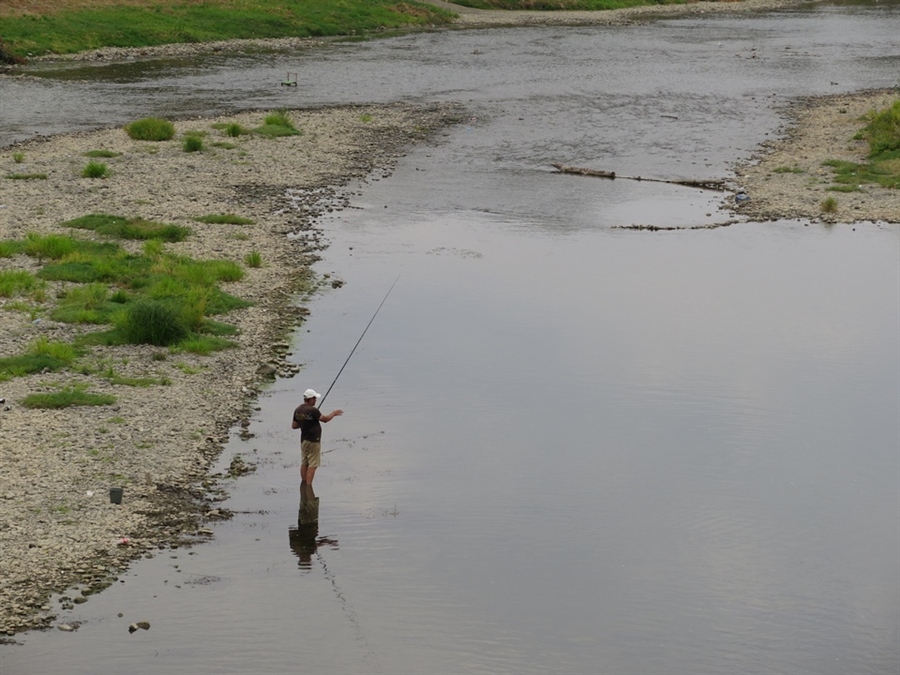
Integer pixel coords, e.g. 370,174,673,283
1,3,899,674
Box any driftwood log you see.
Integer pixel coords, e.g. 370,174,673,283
551,162,726,191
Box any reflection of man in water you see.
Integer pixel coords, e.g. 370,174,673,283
288,483,338,569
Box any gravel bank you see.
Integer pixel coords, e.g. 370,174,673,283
729,89,900,224
0,102,465,636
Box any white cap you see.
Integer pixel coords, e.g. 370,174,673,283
303,389,320,400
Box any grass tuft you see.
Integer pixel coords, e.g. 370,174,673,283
62,213,190,242
194,213,254,225
116,299,189,346
244,250,262,268
125,117,175,141
820,196,838,213
82,161,110,178
255,109,301,137
84,150,121,158
22,385,116,409
183,135,204,152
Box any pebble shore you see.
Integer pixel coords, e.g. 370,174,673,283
1,0,897,639
0,102,465,636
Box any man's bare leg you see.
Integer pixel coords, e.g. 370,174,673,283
305,465,317,485
300,463,308,484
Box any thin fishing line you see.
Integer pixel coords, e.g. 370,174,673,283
318,275,400,408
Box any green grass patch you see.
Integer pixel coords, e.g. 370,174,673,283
0,337,78,381
772,166,804,174
183,135,204,152
81,161,110,178
125,117,175,141
5,173,47,180
0,1,456,59
12,152,25,163
21,385,116,410
194,214,254,225
825,184,862,193
210,141,238,149
822,158,900,190
255,109,301,137
857,98,900,156
244,250,262,268
0,270,38,298
61,213,190,242
454,0,685,8
172,335,236,355
823,98,900,190
115,299,189,346
84,150,121,158
821,196,838,213
3,227,251,357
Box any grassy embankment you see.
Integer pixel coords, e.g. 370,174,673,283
0,0,457,62
451,0,690,9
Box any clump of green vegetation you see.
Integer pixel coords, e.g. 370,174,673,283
0,337,79,381
115,299,189,346
51,283,114,324
244,250,262,268
22,384,116,409
1,225,250,362
12,152,24,163
194,214,255,225
62,213,190,242
826,184,862,193
183,135,204,152
5,173,47,180
772,166,804,174
823,98,900,190
821,196,838,213
82,161,110,178
125,117,176,141
255,109,301,137
211,142,238,149
0,270,38,298
84,150,121,158
23,232,81,261
359,113,373,123
857,99,900,156
226,123,248,137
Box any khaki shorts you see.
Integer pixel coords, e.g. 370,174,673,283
301,440,322,467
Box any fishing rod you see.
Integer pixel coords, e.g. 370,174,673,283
317,275,400,408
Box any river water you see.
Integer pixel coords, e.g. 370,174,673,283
1,2,899,674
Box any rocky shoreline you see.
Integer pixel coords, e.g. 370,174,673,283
730,89,900,224
1,0,897,641
0,102,466,637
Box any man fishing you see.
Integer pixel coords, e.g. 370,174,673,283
291,388,343,485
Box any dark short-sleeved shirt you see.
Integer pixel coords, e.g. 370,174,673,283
293,403,322,442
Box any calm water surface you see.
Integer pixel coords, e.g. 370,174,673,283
1,3,898,674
